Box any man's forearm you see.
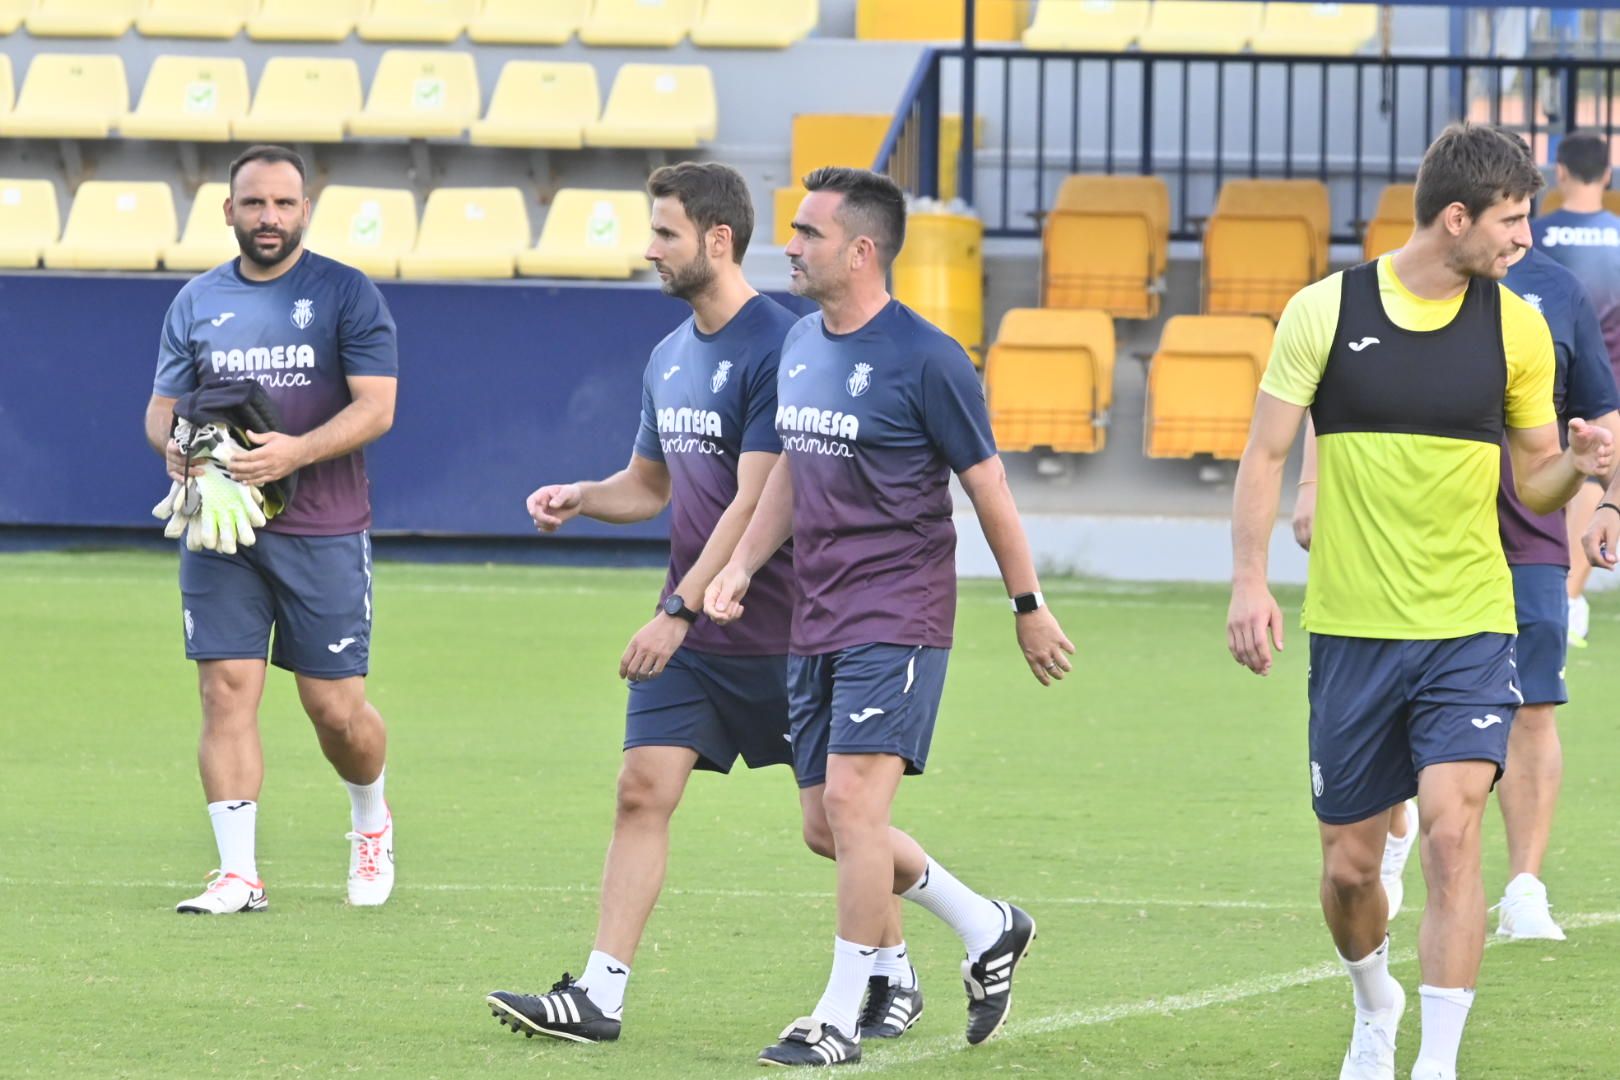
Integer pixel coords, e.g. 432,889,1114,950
670,495,757,607
1232,450,1285,585
294,397,393,468
145,399,175,455
962,461,1040,596
730,457,795,575
1519,450,1587,516
576,471,669,524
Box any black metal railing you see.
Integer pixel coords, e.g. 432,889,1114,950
875,47,1620,243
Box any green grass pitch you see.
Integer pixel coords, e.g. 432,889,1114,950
2,550,1617,1078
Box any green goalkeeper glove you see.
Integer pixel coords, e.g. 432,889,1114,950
184,461,267,555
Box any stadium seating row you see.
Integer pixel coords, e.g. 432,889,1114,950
855,0,1378,55
0,0,817,49
0,52,715,148
985,306,1274,462
0,178,653,279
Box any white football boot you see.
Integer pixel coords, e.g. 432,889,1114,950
1340,980,1405,1080
176,870,267,914
1381,799,1418,919
1410,1061,1456,1080
1495,873,1566,941
346,811,394,907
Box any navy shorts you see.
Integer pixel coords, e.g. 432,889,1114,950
1307,632,1521,825
624,648,793,773
1512,564,1568,706
787,643,950,789
179,530,373,679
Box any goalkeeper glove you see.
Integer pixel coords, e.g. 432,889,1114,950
184,461,267,555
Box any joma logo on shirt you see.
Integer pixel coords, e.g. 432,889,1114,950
211,344,317,374
1541,225,1620,248
776,404,860,440
657,407,723,436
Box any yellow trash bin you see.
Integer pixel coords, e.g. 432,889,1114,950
893,208,984,367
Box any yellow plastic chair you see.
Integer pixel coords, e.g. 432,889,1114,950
468,0,589,44
347,50,480,139
1145,315,1274,460
1362,182,1414,261
0,0,27,34
518,189,652,280
164,182,238,272
470,61,599,150
1043,174,1170,318
234,57,362,142
691,0,818,48
136,0,257,39
0,179,62,268
1215,178,1332,276
306,185,418,278
986,308,1115,453
26,0,139,37
121,55,250,141
398,187,532,279
857,0,1023,41
1022,0,1150,51
585,64,716,149
1252,3,1378,56
579,0,698,47
357,0,478,43
44,180,176,270
0,54,128,138
1138,1,1263,52
247,0,367,42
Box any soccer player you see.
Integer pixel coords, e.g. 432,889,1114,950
1296,243,1620,943
706,167,1075,1067
485,163,919,1046
1229,124,1612,1080
1533,130,1620,646
144,145,400,914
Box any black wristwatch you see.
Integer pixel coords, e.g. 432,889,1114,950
661,594,700,623
1009,592,1045,615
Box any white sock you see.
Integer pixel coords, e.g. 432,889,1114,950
901,857,1005,960
344,769,388,834
1339,937,1400,1013
207,799,258,882
871,943,917,989
578,949,629,1017
812,937,879,1039
1570,593,1590,639
1415,984,1475,1072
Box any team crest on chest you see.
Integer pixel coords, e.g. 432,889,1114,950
847,362,873,397
711,360,733,393
291,298,315,330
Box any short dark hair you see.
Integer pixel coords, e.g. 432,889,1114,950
1557,130,1611,185
647,161,755,262
1413,122,1544,226
802,166,907,267
229,145,307,193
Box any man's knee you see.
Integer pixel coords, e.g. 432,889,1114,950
801,806,836,859
199,663,262,726
614,761,681,822
1512,703,1557,736
1322,849,1382,898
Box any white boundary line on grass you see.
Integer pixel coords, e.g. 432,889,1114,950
846,910,1620,1074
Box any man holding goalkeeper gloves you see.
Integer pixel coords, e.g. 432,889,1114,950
143,145,400,915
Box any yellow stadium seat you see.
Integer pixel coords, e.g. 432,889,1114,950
247,0,366,42
136,0,256,39
44,180,176,270
1139,1,1263,52
306,185,417,278
470,61,598,150
579,0,697,47
398,187,531,280
857,0,1022,41
1537,187,1620,216
986,308,1115,454
1203,218,1315,320
347,50,479,139
0,0,25,35
585,64,715,149
1214,178,1331,276
789,113,891,177
0,54,128,139
518,189,651,280
1043,174,1169,319
121,55,250,141
1022,0,1150,51
358,0,477,43
691,0,818,48
1252,3,1378,55
774,186,806,246
163,181,237,272
0,179,61,268
26,0,138,37
1362,182,1413,261
468,0,588,44
234,57,362,142
1146,315,1274,460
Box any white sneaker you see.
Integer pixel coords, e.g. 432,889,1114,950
1410,1060,1455,1080
176,870,267,914
1380,799,1418,919
1495,873,1566,941
346,811,394,906
1340,980,1405,1080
